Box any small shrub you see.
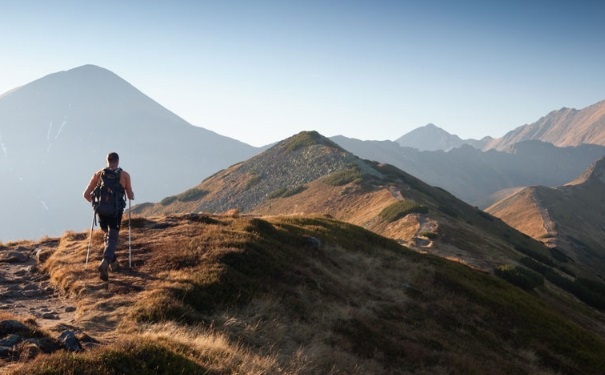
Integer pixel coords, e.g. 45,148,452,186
178,188,209,202
245,174,262,190
284,130,334,152
281,185,306,197
323,168,364,186
268,185,307,199
379,201,428,223
495,265,544,291
160,196,177,206
267,188,287,199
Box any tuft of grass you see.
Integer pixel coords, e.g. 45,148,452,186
177,188,209,202
267,185,307,199
244,173,262,190
10,337,209,375
322,168,364,186
284,130,330,152
160,196,177,206
379,200,429,223
495,264,544,290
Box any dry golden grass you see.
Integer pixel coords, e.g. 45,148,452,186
6,213,605,374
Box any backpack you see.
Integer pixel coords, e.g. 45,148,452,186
93,168,126,216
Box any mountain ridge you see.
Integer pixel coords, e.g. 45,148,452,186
0,64,259,241
133,130,568,275
395,123,491,151
485,100,605,150
486,156,605,275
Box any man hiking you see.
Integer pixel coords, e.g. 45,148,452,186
83,152,134,281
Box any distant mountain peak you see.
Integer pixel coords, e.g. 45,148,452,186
395,123,489,151
566,156,605,186
484,100,605,151
281,130,345,153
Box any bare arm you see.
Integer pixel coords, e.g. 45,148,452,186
122,171,135,200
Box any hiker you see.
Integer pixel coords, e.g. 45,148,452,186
83,152,134,281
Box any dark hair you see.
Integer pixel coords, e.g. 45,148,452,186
107,152,119,162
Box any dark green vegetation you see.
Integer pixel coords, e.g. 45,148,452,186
10,214,605,374
379,201,429,222
322,168,365,186
177,188,209,202
267,185,307,199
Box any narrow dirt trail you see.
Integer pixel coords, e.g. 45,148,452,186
0,240,78,334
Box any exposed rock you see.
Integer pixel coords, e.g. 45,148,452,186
0,334,21,347
0,320,30,335
0,251,29,263
58,330,82,352
35,248,54,264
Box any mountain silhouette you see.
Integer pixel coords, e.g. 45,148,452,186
485,100,605,150
0,65,259,241
135,130,563,272
395,123,490,151
486,156,605,275
331,136,605,207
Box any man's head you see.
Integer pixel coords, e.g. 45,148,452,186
106,152,120,168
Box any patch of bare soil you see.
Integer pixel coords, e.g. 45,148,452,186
0,229,149,369
0,240,77,333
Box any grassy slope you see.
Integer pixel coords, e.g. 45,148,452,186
6,214,605,374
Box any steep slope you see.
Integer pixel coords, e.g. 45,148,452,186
332,136,605,207
4,214,605,374
134,131,568,274
395,123,491,151
485,100,605,151
0,65,259,241
486,157,605,275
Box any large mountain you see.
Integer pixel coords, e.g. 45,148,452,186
485,100,605,151
134,131,567,273
0,65,259,241
486,157,605,276
395,123,491,151
331,136,605,207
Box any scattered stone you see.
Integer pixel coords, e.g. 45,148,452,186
65,306,77,313
41,313,59,320
0,345,13,358
0,320,30,335
35,248,53,264
22,289,44,298
22,284,39,291
0,251,29,263
58,331,82,352
305,236,321,248
0,334,21,347
75,331,99,349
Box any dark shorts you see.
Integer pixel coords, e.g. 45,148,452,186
98,212,123,232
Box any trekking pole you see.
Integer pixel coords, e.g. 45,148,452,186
128,199,132,268
85,211,95,268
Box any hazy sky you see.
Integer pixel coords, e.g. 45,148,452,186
1,0,604,146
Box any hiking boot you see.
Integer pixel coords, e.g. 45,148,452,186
98,259,109,281
109,259,120,272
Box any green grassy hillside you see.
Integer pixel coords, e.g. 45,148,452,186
4,214,605,374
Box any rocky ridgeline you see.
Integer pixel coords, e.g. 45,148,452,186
199,134,385,213
0,242,96,363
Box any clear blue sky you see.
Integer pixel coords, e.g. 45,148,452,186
1,0,604,146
